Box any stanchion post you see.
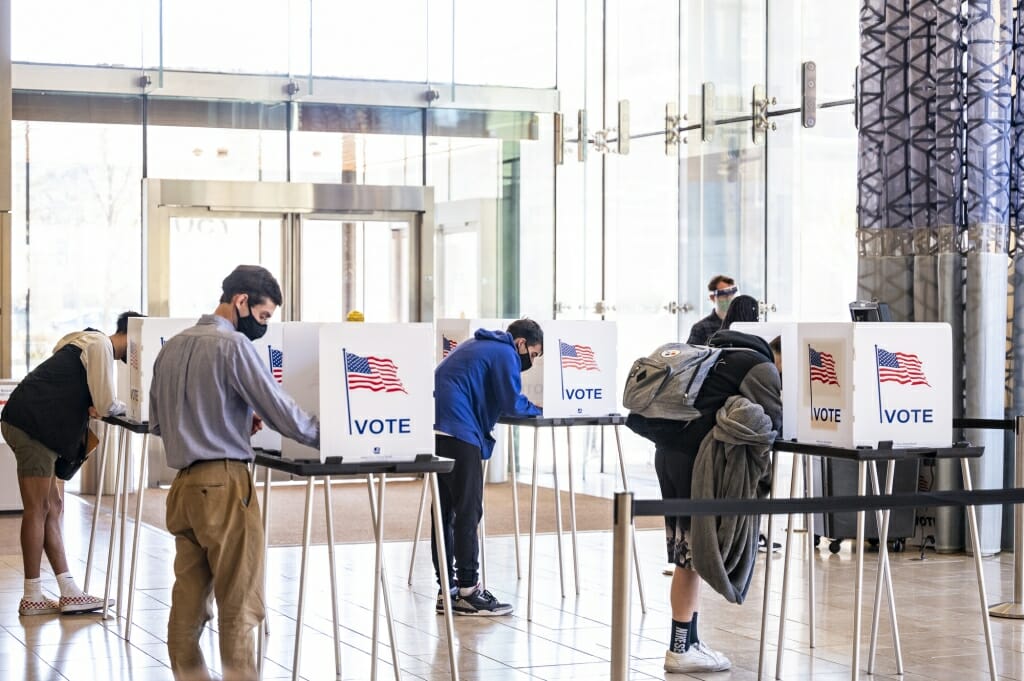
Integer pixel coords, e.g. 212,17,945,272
610,492,634,681
991,414,1024,618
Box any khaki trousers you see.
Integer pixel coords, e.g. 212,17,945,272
165,460,265,681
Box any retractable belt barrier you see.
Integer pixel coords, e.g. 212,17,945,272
610,429,1024,681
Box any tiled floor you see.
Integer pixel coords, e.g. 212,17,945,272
0,482,1021,680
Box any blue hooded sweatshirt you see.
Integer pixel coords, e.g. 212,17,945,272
434,328,542,459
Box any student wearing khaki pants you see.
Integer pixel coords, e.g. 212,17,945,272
150,265,319,681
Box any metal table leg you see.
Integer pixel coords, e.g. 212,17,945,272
102,427,126,621
125,433,150,640
613,426,646,613
851,462,867,681
291,476,316,681
116,430,132,620
528,428,540,621
508,425,522,580
325,476,342,679
366,475,402,681
257,464,272,681
757,450,780,680
550,428,566,599
867,460,903,675
960,459,999,681
369,474,388,681
429,473,460,681
775,452,801,679
565,426,580,595
805,454,816,648
407,474,430,586
84,421,111,593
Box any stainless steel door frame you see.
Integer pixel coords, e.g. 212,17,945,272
144,178,434,322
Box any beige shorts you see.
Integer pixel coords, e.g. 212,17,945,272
1,422,58,478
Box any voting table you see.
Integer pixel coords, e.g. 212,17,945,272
495,415,646,621
81,414,152,638
762,440,995,681
253,451,458,681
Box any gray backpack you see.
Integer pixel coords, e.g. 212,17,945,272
622,343,722,421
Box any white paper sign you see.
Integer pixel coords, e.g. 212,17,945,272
281,322,321,461
522,320,618,418
796,322,952,448
128,317,196,422
319,323,434,462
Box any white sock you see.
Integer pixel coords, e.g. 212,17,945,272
459,584,479,597
55,572,84,598
23,577,43,601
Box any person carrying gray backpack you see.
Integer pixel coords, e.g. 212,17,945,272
624,329,781,674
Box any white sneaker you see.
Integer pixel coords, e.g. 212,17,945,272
664,641,731,673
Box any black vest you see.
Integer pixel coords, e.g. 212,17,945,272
1,340,94,460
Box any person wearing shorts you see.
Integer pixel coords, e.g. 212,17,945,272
627,329,781,674
0,311,141,616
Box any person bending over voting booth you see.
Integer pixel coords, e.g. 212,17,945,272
624,329,781,674
1,311,142,616
149,265,320,681
432,319,543,616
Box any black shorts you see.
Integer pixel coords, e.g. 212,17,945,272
654,445,697,568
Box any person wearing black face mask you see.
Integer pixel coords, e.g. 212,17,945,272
149,265,319,681
432,318,543,616
1,310,142,618
234,296,268,341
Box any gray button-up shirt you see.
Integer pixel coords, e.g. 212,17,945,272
150,314,319,469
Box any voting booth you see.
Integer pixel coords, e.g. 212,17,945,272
0,380,22,511
435,318,507,364
251,323,285,451
521,320,618,417
731,321,796,438
796,322,952,448
127,317,195,422
283,322,434,463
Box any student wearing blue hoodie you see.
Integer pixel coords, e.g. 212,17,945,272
431,319,543,616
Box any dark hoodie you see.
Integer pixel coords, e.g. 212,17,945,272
626,330,782,452
435,328,541,459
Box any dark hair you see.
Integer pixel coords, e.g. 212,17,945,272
219,265,283,307
769,335,782,355
506,318,544,351
115,311,145,335
721,294,759,329
707,274,735,292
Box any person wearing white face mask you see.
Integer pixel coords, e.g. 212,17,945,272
686,275,738,346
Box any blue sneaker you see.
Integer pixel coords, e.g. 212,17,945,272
451,584,513,617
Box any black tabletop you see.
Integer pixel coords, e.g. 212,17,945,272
101,414,150,434
772,439,984,461
253,451,454,477
498,414,627,427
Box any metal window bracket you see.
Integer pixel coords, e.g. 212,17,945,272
752,84,776,144
577,109,588,162
665,102,680,156
802,61,817,128
702,82,715,142
617,99,630,155
554,112,565,165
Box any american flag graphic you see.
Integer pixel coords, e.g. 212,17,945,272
129,341,140,371
345,352,407,393
559,341,599,371
268,346,283,383
442,335,458,358
809,347,839,386
876,347,929,386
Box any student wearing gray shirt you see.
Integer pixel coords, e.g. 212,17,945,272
150,265,319,681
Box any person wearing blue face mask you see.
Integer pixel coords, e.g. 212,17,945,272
149,264,319,681
687,275,738,346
